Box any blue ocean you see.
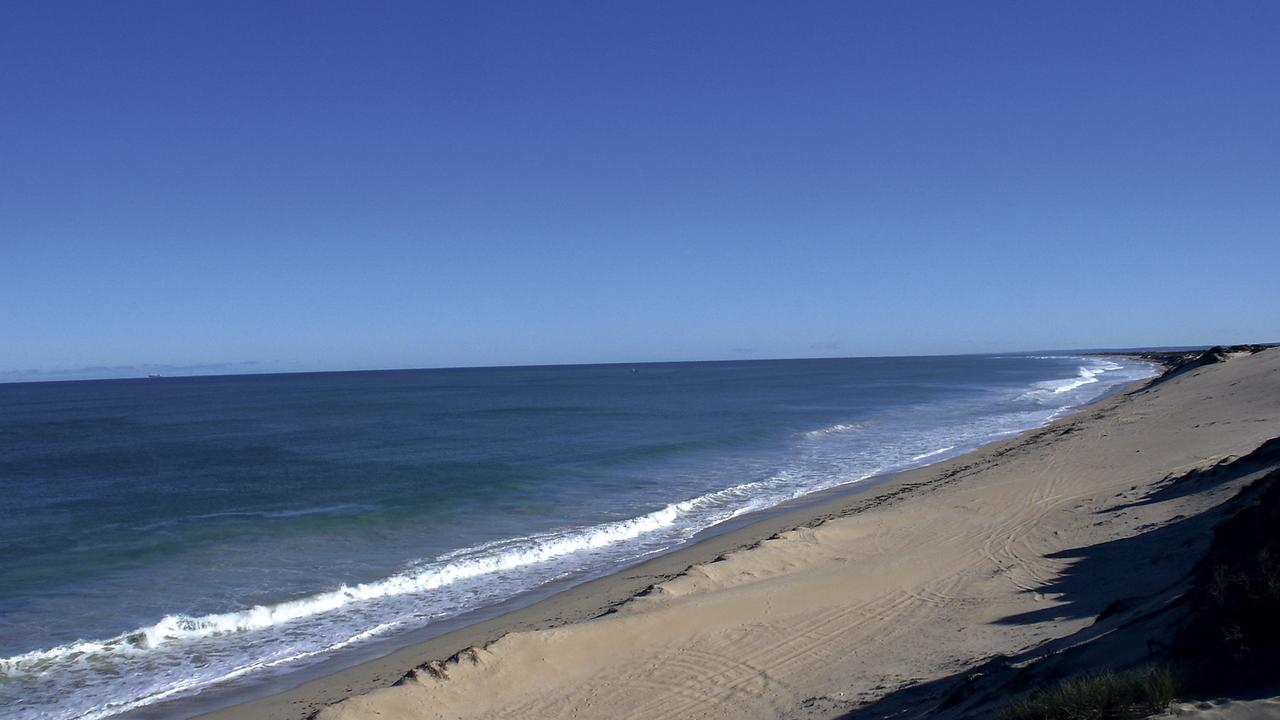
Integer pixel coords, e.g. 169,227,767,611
0,355,1153,719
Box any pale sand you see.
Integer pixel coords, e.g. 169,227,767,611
1161,699,1280,719
205,348,1280,720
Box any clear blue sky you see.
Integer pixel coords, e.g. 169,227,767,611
3,2,1278,380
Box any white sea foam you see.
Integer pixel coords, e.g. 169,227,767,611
74,620,407,720
911,445,956,462
1040,366,1102,393
803,422,863,438
0,497,711,677
1020,359,1128,401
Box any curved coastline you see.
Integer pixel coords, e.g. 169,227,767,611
165,357,1167,720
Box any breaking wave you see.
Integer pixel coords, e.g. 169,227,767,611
0,355,1157,720
1020,360,1128,401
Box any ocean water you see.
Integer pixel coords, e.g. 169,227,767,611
0,355,1154,719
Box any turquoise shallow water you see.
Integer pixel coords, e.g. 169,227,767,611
0,354,1153,719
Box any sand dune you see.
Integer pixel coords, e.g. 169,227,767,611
213,348,1280,720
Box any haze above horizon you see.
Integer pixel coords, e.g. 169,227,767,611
3,2,1278,382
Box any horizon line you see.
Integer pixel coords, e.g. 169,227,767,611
1,343,1251,387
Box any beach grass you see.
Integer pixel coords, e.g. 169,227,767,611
996,665,1178,720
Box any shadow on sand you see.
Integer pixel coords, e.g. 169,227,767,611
828,437,1280,720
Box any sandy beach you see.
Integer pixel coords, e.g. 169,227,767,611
200,348,1280,720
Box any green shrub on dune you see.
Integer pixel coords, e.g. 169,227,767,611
998,467,1280,719
997,665,1178,720
1177,470,1280,691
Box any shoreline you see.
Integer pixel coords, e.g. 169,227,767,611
176,356,1170,720
161,466,906,720
177,469,926,720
